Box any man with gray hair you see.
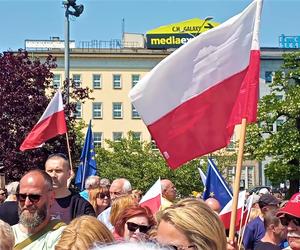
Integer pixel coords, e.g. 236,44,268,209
97,178,132,231
160,179,177,210
79,175,100,201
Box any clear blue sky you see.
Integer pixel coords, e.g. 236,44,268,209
0,0,298,52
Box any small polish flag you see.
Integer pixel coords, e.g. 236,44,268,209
219,190,246,230
139,178,162,214
20,90,67,151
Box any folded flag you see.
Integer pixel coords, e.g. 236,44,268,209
197,166,207,187
139,178,162,214
203,158,233,209
75,120,97,191
129,0,261,169
20,90,67,151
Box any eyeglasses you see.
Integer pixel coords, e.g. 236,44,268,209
97,192,110,199
16,193,42,203
280,215,300,227
126,222,151,234
167,245,195,250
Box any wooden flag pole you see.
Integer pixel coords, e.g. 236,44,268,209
228,118,247,242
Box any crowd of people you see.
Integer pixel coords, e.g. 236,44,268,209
0,153,299,250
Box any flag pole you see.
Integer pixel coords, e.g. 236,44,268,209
228,118,247,241
65,132,73,172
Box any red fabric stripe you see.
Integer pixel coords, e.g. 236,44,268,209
219,207,244,230
20,111,67,151
140,194,161,215
148,50,259,169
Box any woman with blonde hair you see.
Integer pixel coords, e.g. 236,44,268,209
89,186,111,216
110,194,137,228
55,215,114,250
156,198,227,250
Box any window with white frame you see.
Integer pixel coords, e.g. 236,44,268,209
93,74,101,89
53,74,61,89
132,132,141,141
74,102,82,119
113,132,123,142
93,132,102,147
131,104,140,119
112,102,123,119
73,74,81,88
93,102,103,119
131,74,140,88
113,74,121,89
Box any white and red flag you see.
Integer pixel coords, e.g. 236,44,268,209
219,190,247,230
129,0,261,169
139,178,162,214
20,90,67,151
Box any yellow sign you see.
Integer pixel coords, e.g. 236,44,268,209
146,18,220,49
147,18,219,35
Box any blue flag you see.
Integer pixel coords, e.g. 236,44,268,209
75,120,97,191
203,158,233,209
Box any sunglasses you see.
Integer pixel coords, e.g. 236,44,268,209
167,245,195,250
97,192,110,199
280,215,300,227
16,193,42,203
126,222,151,234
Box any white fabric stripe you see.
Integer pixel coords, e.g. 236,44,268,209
129,0,258,125
220,190,246,215
251,0,262,50
37,90,64,123
139,178,162,203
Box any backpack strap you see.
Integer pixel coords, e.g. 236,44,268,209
14,219,65,250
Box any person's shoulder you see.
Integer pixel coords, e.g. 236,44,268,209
254,241,281,250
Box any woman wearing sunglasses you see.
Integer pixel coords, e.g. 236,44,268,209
114,205,156,242
89,187,111,216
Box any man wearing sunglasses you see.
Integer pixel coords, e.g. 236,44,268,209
276,192,300,250
12,169,66,249
45,154,95,224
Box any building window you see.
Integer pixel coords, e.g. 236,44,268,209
132,132,141,141
112,102,123,119
113,132,123,142
113,74,122,89
151,138,158,150
265,71,273,83
92,102,102,119
93,132,102,147
53,74,61,89
74,102,82,119
131,104,140,119
73,74,81,88
93,74,101,89
276,119,284,131
132,74,140,88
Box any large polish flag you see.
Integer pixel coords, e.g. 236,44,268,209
219,190,246,230
20,90,67,151
139,178,162,214
129,0,262,169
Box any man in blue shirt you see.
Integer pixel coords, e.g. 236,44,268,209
243,193,280,250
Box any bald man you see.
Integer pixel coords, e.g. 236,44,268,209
205,197,221,213
12,169,65,249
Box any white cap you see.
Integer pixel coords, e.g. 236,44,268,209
258,188,269,195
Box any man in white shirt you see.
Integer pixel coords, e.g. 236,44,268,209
12,169,65,250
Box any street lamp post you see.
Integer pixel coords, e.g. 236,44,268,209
63,0,84,105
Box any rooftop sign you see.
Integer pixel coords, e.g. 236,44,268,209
146,18,219,49
279,34,300,48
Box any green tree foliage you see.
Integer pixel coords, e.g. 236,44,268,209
0,50,91,181
95,132,203,197
245,52,300,196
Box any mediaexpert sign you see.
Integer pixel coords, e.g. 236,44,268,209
146,18,219,49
